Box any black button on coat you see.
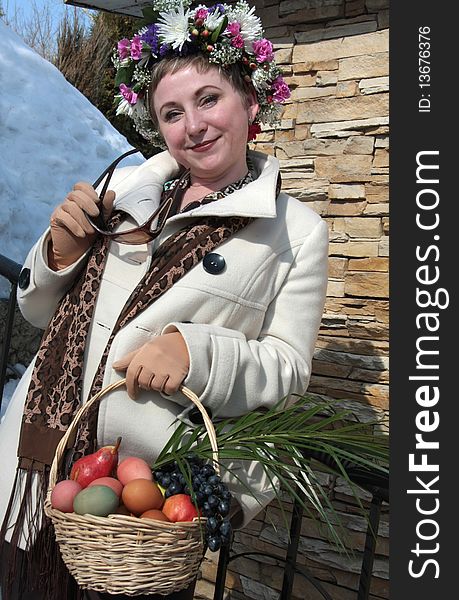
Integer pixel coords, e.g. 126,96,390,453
203,253,225,274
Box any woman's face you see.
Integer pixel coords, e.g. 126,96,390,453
152,65,259,183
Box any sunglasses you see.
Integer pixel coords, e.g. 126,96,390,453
86,148,190,245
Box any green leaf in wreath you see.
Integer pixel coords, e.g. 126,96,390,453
210,16,228,43
141,7,160,23
115,65,135,88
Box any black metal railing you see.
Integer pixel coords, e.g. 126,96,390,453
213,451,389,600
0,253,22,413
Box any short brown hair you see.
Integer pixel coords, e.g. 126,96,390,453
147,54,254,126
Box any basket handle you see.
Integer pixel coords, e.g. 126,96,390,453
48,379,219,493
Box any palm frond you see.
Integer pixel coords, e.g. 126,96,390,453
152,394,388,551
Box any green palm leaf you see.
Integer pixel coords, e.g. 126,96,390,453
153,394,388,550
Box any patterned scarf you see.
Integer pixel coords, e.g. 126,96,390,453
0,168,254,600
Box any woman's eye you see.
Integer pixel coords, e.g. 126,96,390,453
201,94,218,107
165,110,181,121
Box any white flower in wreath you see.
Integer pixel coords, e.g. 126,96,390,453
157,4,192,51
227,2,263,52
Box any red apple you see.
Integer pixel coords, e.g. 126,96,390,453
162,494,200,523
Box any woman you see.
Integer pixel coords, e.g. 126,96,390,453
0,2,328,599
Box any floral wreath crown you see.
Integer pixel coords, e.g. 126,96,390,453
113,0,291,147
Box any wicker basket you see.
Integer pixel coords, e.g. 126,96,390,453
44,378,219,596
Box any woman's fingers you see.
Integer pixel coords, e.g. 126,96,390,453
125,363,142,399
102,190,116,220
51,207,87,238
73,181,100,203
66,190,100,217
163,372,186,396
60,201,96,236
113,335,189,399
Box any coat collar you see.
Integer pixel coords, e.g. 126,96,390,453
113,150,280,226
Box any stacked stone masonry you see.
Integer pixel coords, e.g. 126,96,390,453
196,1,389,599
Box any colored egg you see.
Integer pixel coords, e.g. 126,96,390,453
88,477,123,497
140,509,170,522
73,485,119,517
51,480,82,513
117,457,153,485
121,479,164,516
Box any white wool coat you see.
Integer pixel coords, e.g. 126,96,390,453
0,150,328,539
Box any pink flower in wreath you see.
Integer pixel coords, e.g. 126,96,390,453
252,38,274,63
130,35,142,60
117,38,131,60
231,34,245,49
195,8,209,20
119,83,138,105
226,22,241,37
272,76,291,102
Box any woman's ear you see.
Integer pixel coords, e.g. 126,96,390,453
247,88,259,123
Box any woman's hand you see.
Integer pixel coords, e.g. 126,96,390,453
112,332,190,399
48,182,115,271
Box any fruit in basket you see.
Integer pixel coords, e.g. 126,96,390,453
88,477,123,497
51,480,82,512
117,456,153,485
121,479,164,516
140,509,170,522
115,503,131,515
162,494,199,522
70,437,122,488
73,485,120,517
153,454,234,549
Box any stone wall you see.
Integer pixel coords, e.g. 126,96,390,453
196,1,389,599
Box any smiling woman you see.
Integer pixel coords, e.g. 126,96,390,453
152,63,259,203
0,2,329,600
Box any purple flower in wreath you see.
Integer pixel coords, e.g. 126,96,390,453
159,43,172,58
195,8,209,21
119,83,138,105
231,34,245,49
210,4,225,14
226,22,241,37
117,38,131,60
253,38,274,63
272,76,291,102
130,35,142,60
141,24,160,53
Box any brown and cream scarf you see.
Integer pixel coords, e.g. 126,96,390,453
0,165,254,600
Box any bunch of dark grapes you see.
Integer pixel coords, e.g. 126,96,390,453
153,453,233,552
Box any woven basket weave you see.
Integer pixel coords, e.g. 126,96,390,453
44,378,218,596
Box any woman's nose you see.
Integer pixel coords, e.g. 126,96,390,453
185,110,207,136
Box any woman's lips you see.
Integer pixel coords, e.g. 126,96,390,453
190,138,218,152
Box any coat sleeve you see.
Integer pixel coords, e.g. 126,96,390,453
162,218,329,417
17,230,90,329
16,164,144,330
